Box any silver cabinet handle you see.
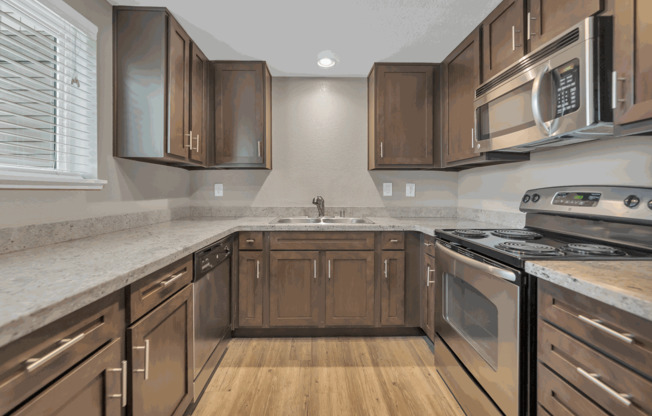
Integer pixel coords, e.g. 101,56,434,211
160,271,184,287
577,367,632,407
612,71,627,109
380,141,383,158
257,140,262,158
578,315,634,344
528,12,536,40
246,239,255,244
256,260,260,279
108,360,128,407
426,266,435,287
511,26,521,51
133,339,150,380
424,242,433,247
194,134,200,152
384,259,388,279
389,239,399,243
25,332,86,372
313,260,317,279
184,130,193,148
328,259,331,279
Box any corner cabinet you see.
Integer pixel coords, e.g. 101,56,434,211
114,7,206,167
211,62,272,169
368,63,440,170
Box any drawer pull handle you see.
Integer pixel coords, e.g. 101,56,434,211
578,315,634,344
389,239,399,243
133,339,150,380
577,367,632,407
25,332,86,372
108,360,128,407
424,242,433,247
160,271,185,287
246,239,255,243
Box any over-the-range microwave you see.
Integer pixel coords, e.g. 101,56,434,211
473,16,613,153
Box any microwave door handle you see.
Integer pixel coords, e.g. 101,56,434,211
531,63,550,136
436,242,517,283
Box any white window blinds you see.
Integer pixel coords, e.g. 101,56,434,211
0,0,102,188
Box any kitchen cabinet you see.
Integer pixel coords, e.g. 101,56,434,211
325,251,375,326
238,251,264,327
537,280,652,415
613,0,652,134
269,251,320,326
128,285,193,416
481,0,526,82
368,63,440,169
189,43,209,165
212,62,272,169
421,249,436,342
114,8,204,166
526,0,602,51
380,251,405,326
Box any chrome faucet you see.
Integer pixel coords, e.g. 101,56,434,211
312,196,325,217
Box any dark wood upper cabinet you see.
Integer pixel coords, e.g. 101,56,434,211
380,251,405,326
527,0,603,51
238,251,264,327
212,61,272,169
613,0,652,132
269,251,320,326
481,0,526,82
368,63,439,169
189,43,209,165
114,8,203,166
325,251,375,327
128,285,193,416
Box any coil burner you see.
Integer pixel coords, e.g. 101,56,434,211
452,229,489,239
561,243,626,256
496,241,563,256
491,229,543,240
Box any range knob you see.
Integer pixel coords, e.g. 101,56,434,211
532,194,540,203
648,200,652,210
623,195,640,208
522,194,531,203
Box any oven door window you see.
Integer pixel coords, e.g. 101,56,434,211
444,272,498,370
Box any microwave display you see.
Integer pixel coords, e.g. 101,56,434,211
555,60,580,118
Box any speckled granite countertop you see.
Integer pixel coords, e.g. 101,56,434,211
526,261,652,321
0,216,499,348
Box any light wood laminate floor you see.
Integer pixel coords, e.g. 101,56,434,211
192,336,464,416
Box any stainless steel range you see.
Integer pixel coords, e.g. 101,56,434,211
434,186,652,416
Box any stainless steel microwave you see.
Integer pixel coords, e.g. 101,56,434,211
473,17,613,153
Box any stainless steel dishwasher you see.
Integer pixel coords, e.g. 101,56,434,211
193,236,232,401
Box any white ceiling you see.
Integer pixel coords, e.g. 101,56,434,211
108,0,502,77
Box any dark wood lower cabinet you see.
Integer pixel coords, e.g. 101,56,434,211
12,338,125,416
128,285,193,416
325,251,375,326
421,252,436,341
238,251,264,327
269,251,320,326
380,251,406,326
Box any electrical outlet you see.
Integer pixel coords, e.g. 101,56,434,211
406,183,415,197
214,184,223,197
383,183,392,196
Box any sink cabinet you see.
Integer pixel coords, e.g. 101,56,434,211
269,251,321,326
325,251,375,326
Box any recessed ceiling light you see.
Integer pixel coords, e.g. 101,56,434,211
317,50,338,68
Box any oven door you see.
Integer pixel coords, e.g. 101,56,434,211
435,242,521,416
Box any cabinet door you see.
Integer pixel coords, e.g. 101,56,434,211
167,15,191,159
12,338,125,416
373,64,435,167
421,253,436,342
213,62,269,167
189,43,208,165
527,0,602,51
444,29,482,163
482,0,525,82
238,251,264,327
380,251,405,326
614,0,652,127
269,251,320,326
129,285,193,416
324,251,375,326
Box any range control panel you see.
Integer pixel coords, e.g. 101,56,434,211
552,192,601,207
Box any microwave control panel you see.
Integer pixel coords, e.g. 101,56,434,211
554,60,580,118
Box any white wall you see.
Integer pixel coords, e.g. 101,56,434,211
0,0,190,228
458,136,652,212
190,77,458,208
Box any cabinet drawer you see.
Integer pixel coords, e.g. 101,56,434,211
380,232,404,250
539,320,652,415
538,363,608,416
128,255,193,323
239,232,263,250
0,292,123,415
539,280,652,379
422,234,435,257
269,232,375,250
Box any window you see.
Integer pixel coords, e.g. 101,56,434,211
0,0,104,189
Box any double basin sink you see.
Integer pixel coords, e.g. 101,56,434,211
273,216,374,224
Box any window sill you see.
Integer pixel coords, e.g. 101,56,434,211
0,171,107,190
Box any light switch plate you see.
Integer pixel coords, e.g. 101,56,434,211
383,183,392,196
406,183,415,197
214,184,223,197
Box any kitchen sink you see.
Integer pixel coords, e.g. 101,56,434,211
273,217,374,224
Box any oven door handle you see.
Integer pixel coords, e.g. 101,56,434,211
436,243,517,283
